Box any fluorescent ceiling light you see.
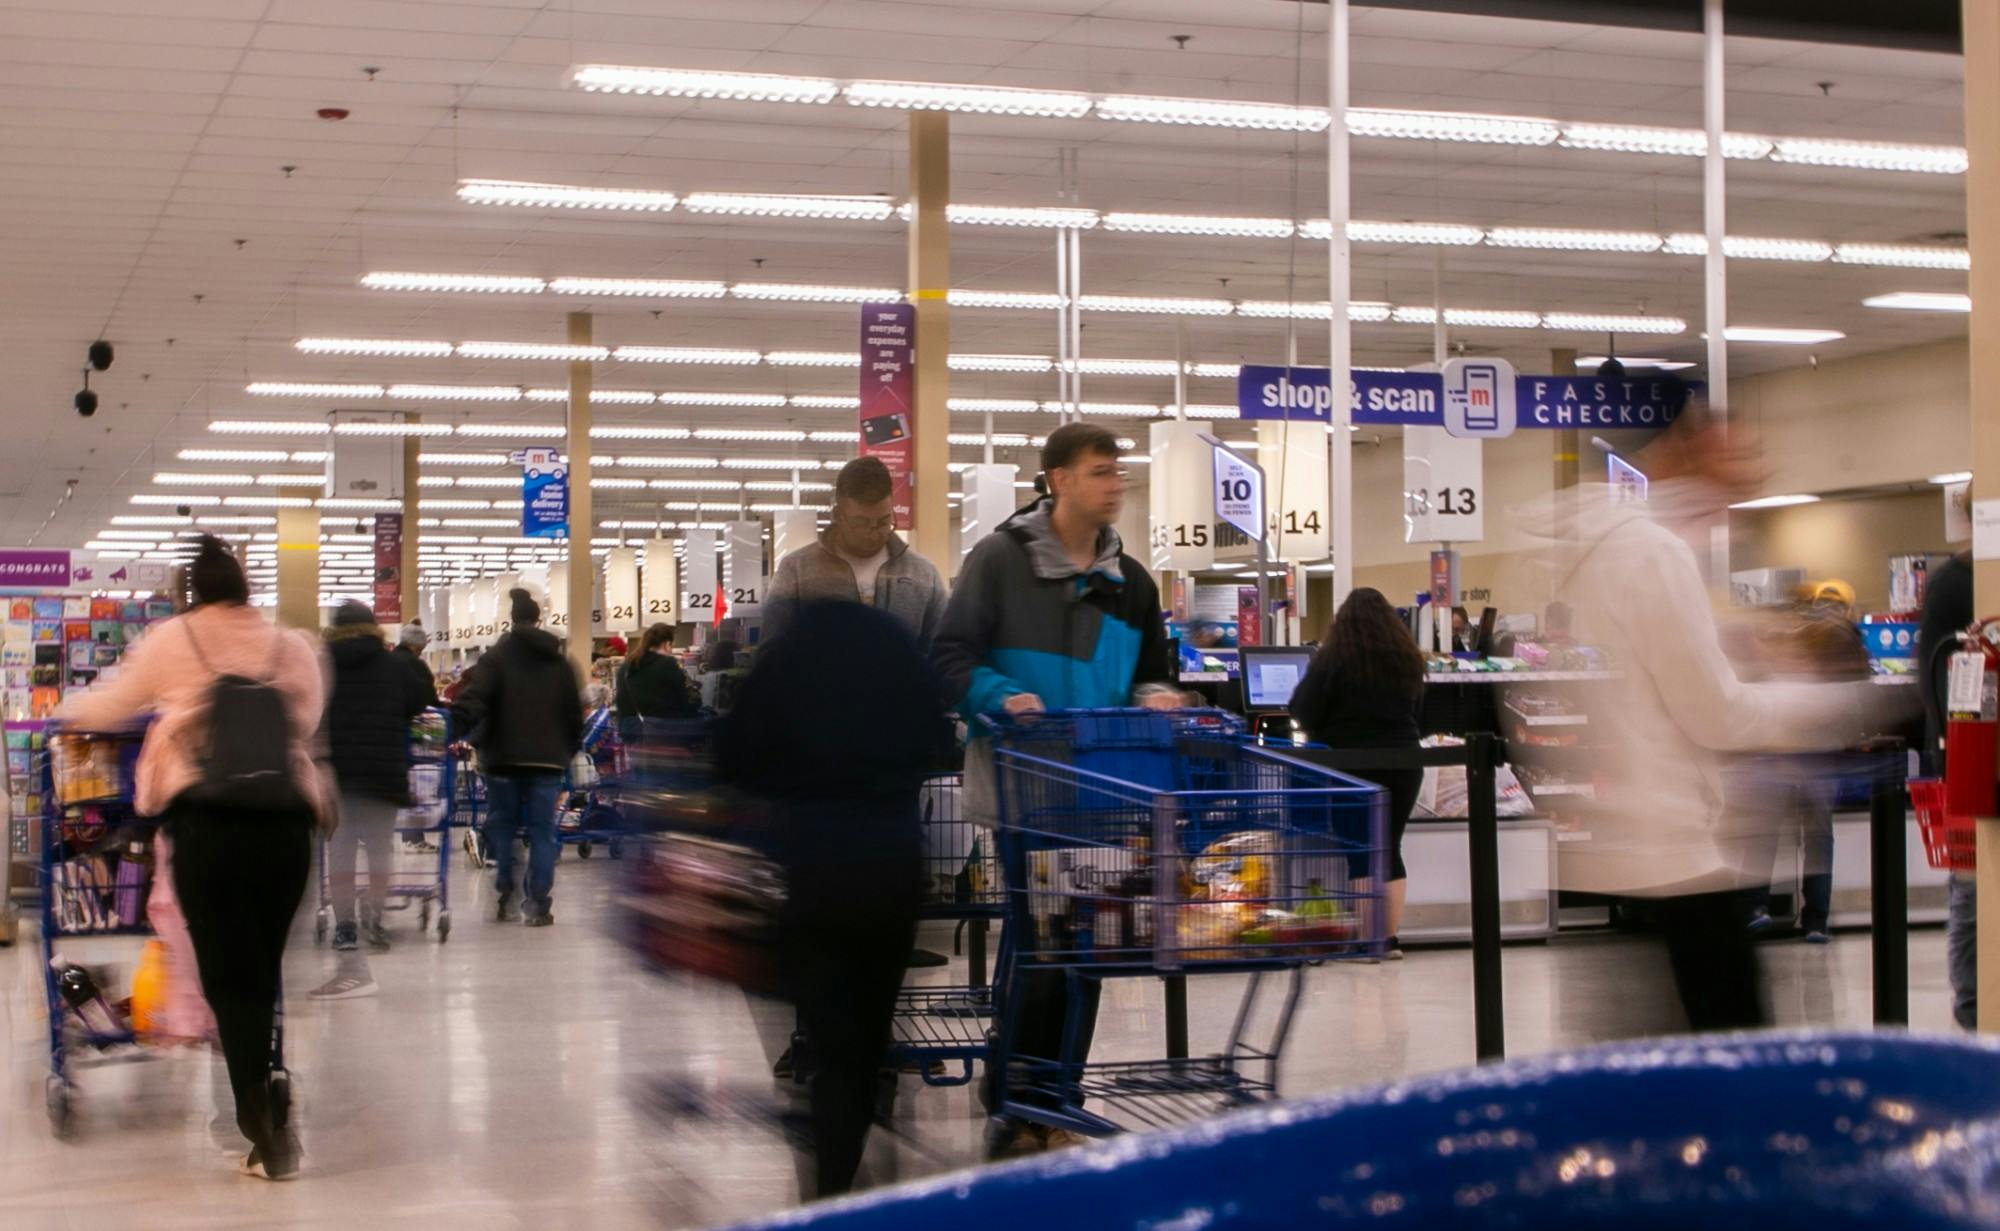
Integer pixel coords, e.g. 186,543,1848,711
153,473,251,487
1340,220,1485,246
1557,124,1772,160
524,388,659,404
616,455,719,468
1236,301,1335,321
1099,212,1293,239
419,499,494,510
1486,227,1662,254
745,480,831,492
949,398,1041,413
452,476,526,488
210,420,331,435
1770,138,1967,175
1078,294,1232,317
591,477,650,489
655,391,786,407
683,192,894,220
612,346,760,365
386,385,522,402
1067,358,1180,376
650,479,745,491
361,271,546,294
134,494,220,506
456,341,609,362
1662,234,1833,262
1349,107,1557,146
590,425,694,439
297,337,453,358
950,354,1052,373
1097,95,1328,132
230,496,314,508
332,420,455,435
548,277,726,298
765,351,859,367
1391,306,1542,329
246,382,383,399
948,289,1066,310
695,428,807,442
1931,471,1974,485
1833,243,1970,271
948,432,1031,447
457,178,678,212
845,80,1090,118
1864,291,1971,312
417,476,455,487
808,430,860,443
255,474,324,487
1575,356,1696,372
455,423,565,437
1055,402,1159,419
416,452,509,466
179,448,291,463
1722,327,1845,345
732,282,900,303
947,204,1097,228
570,65,838,104
791,395,861,409
1729,494,1822,510
1187,364,1242,379
1543,312,1687,336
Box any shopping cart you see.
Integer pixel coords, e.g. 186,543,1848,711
37,723,291,1139
987,708,1385,1137
556,707,627,859
313,707,457,944
884,773,1006,1088
455,743,490,867
1911,778,1975,871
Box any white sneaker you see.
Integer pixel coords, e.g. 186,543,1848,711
308,971,377,1000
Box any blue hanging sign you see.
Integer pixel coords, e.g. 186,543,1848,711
1239,365,1693,430
1515,376,1692,430
512,446,569,539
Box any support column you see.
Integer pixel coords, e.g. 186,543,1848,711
1964,0,2000,1034
275,505,319,632
1702,0,1729,422
400,430,420,626
565,311,594,683
908,110,952,569
1550,348,1580,489
1324,0,1354,609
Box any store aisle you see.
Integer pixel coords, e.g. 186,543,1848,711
0,857,1957,1229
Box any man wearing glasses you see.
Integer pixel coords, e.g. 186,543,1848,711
765,455,947,649
933,422,1183,1157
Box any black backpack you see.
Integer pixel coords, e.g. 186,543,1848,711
181,623,309,813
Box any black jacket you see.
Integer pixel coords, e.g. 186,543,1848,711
452,626,585,775
396,644,439,711
326,625,427,803
615,652,697,723
1289,657,1424,750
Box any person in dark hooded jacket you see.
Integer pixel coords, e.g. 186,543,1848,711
312,602,426,997
452,588,584,927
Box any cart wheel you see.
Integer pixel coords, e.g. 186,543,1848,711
608,839,624,860
46,1078,74,1140
436,911,451,943
578,842,592,859
269,1069,291,1130
419,900,432,932
313,906,332,947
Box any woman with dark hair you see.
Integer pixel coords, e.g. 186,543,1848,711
614,622,696,741
59,536,326,1179
1289,586,1426,958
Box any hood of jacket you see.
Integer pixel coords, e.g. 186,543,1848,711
325,623,387,667
504,625,566,660
998,497,1124,585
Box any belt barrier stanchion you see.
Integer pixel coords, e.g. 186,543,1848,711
1870,745,1910,1027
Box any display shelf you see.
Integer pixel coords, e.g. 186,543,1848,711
1504,700,1588,727
1426,670,1621,684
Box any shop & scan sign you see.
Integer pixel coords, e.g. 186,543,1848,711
1238,365,1691,430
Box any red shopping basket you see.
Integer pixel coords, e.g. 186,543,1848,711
1910,779,1976,871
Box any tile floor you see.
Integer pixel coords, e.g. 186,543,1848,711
0,847,1960,1230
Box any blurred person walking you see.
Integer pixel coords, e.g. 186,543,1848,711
59,536,325,1180
1515,407,1908,1031
614,622,697,742
452,588,583,928
765,455,946,648
1290,587,1426,958
1919,548,1976,1027
719,600,949,1198
933,422,1181,1156
310,601,428,1000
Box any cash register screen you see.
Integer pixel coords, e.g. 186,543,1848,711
1239,647,1314,712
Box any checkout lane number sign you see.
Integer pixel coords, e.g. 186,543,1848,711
1213,447,1264,543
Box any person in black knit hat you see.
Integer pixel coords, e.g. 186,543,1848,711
450,588,584,927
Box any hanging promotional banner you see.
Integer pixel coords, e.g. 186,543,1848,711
603,548,639,633
546,561,571,638
724,520,765,618
681,529,718,624
642,539,679,625
771,508,820,567
857,302,917,529
1239,365,1692,431
1212,446,1264,544
1442,357,1518,440
1149,420,1217,572
372,513,403,623
1404,426,1485,543
1255,422,1330,563
449,581,474,649
1236,586,1262,647
512,446,569,539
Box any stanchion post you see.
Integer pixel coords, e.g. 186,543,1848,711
1164,976,1189,1061
1871,754,1910,1027
1466,731,1505,1061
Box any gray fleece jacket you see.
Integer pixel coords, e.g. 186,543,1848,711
764,530,947,649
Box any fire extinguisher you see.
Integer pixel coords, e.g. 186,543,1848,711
1940,619,2000,818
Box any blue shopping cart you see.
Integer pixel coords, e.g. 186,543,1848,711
986,708,1386,1137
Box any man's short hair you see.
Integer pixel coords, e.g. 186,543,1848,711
1040,422,1122,476
834,455,894,504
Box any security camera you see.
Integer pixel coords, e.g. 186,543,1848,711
88,340,114,371
74,389,98,417
176,504,192,518
1595,357,1626,380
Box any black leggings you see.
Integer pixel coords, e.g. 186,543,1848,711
1354,767,1420,881
1655,889,1770,1031
167,803,313,1155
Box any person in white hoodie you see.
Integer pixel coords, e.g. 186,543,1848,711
1510,407,1910,1029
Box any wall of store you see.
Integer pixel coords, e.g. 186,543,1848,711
1729,489,1957,612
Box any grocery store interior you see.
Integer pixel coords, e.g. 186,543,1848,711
3,0,1999,1226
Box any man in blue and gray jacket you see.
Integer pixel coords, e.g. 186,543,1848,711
933,421,1183,1156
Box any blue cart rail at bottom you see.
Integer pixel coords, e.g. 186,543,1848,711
725,1031,2000,1231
